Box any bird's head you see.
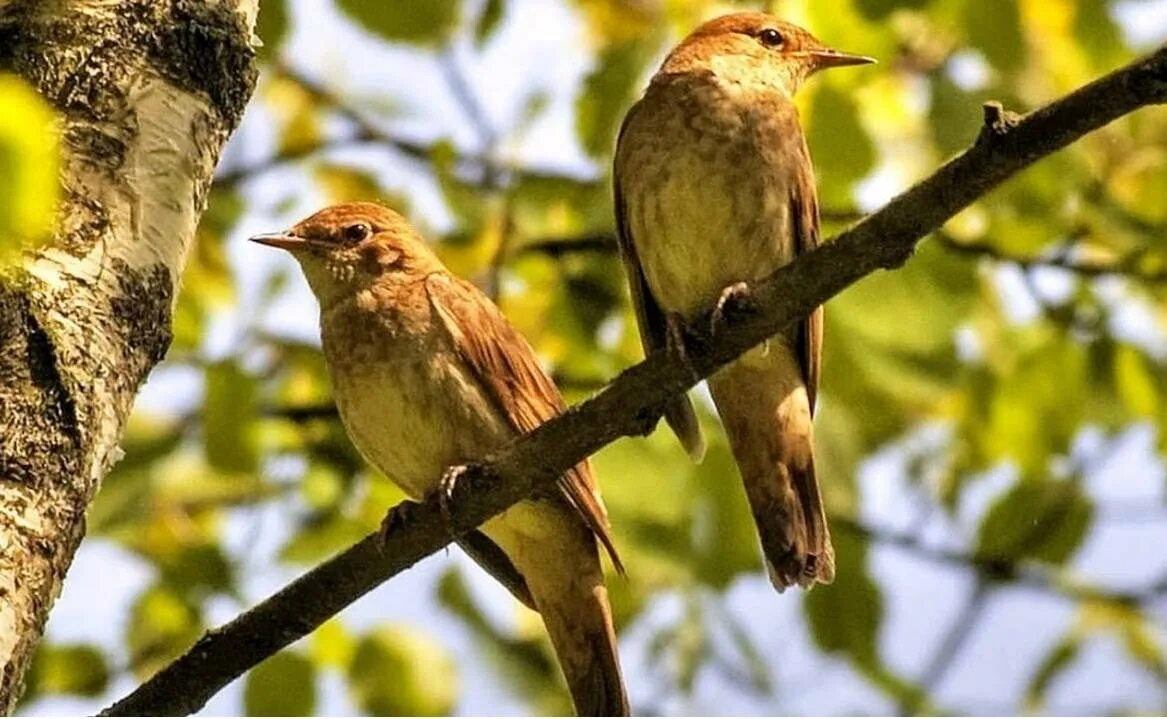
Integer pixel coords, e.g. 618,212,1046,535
250,202,444,308
660,13,874,96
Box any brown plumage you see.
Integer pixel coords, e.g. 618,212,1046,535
251,202,628,715
613,13,872,590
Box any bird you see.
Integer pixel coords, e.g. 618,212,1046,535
251,202,629,716
612,13,873,590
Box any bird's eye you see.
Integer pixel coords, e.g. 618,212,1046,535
342,222,371,243
758,28,784,48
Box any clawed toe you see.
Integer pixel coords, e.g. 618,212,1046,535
436,464,470,530
710,281,752,334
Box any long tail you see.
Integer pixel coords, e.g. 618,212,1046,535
664,395,707,463
535,572,628,716
708,342,834,590
482,505,629,716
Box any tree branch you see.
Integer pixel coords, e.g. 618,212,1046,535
102,44,1167,716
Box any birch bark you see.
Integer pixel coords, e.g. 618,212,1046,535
0,1,257,710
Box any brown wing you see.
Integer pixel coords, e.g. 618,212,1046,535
425,273,624,574
788,133,823,414
613,103,706,461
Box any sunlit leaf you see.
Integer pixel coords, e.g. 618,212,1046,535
806,83,877,208
203,360,260,474
311,619,357,670
244,651,317,716
974,479,1094,565
0,73,58,269
126,585,203,679
1113,343,1159,418
805,531,882,664
347,625,459,716
575,39,657,159
254,0,290,61
961,0,1025,73
337,0,463,46
26,644,110,698
279,515,369,564
854,0,931,20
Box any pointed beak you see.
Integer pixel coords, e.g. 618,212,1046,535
249,231,306,252
808,48,877,69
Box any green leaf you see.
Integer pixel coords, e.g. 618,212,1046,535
347,625,459,716
806,83,876,208
823,239,977,460
279,515,369,564
688,443,763,588
254,0,290,61
805,530,882,664
474,0,505,47
575,39,657,159
158,543,235,597
961,0,1025,74
1072,0,1126,69
1025,636,1079,712
929,70,989,157
0,73,58,269
244,651,317,716
310,620,357,670
974,479,1094,566
969,326,1092,477
336,0,463,46
854,0,930,20
126,585,202,678
203,360,260,474
1113,343,1159,418
26,643,110,698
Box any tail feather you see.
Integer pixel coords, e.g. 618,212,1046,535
482,505,629,716
708,343,834,591
665,394,706,463
537,582,629,716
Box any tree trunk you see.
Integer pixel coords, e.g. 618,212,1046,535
0,0,257,710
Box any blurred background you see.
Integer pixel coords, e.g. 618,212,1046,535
11,0,1167,714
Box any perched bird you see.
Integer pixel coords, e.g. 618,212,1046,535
613,13,873,590
251,202,629,716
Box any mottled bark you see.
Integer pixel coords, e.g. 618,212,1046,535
0,0,257,711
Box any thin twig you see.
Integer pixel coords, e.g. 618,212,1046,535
934,231,1167,283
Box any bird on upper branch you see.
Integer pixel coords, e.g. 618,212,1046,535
613,13,873,590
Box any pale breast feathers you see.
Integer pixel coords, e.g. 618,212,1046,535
616,74,812,318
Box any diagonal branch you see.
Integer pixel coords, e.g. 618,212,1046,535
102,44,1167,717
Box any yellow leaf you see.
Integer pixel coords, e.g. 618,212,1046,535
0,74,59,269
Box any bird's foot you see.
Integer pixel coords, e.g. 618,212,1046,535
378,499,421,552
664,312,701,384
710,281,753,335
436,463,470,531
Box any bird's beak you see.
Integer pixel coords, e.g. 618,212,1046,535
807,48,877,69
249,231,306,252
